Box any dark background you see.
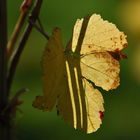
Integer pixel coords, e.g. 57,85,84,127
8,0,140,139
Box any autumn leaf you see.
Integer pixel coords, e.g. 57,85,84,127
71,14,127,54
70,14,127,91
33,14,127,133
80,52,120,91
57,55,104,133
33,28,65,111
33,28,104,133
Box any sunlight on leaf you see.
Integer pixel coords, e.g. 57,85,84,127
80,52,120,91
33,13,127,133
71,14,127,91
71,14,127,54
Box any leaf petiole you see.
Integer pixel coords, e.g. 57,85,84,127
28,17,49,40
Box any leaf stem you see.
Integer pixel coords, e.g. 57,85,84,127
29,18,49,39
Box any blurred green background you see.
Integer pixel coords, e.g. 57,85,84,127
8,0,140,139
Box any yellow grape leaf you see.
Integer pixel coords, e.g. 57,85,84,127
70,14,127,90
33,13,128,133
33,28,104,133
57,55,104,133
72,14,127,54
33,29,104,133
82,78,104,133
80,52,120,91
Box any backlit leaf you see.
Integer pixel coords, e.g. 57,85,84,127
71,14,127,91
33,13,128,133
80,52,120,91
71,14,127,54
57,55,104,133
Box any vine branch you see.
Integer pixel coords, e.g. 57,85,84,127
0,0,8,109
7,0,43,95
7,0,32,59
29,18,49,39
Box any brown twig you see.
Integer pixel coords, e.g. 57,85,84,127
7,0,43,95
7,0,32,59
29,18,49,39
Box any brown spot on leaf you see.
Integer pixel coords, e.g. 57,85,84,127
109,51,127,61
99,111,104,120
